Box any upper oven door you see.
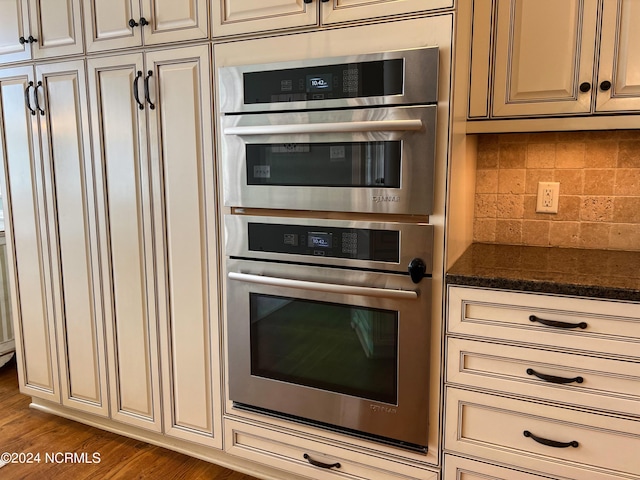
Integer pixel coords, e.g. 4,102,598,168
218,47,438,113
220,105,436,215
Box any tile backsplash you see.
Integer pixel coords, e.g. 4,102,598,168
473,130,640,251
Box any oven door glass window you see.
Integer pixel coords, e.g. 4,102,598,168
249,293,398,405
246,142,401,187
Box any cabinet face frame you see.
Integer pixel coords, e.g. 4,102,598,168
491,0,599,117
0,66,59,402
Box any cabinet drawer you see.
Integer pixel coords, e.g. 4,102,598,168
447,287,640,359
447,338,640,418
224,419,437,480
443,454,625,480
445,388,640,479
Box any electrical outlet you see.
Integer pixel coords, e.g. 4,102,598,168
536,182,560,213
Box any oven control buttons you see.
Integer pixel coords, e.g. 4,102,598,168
408,258,426,284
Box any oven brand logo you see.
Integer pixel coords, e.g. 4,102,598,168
370,404,397,414
309,77,329,89
372,195,400,203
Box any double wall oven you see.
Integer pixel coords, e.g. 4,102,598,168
219,47,439,452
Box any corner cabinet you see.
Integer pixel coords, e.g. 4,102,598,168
83,0,209,53
469,0,640,119
444,285,640,480
0,0,84,64
211,0,453,38
87,44,221,445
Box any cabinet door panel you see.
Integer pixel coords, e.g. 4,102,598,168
30,0,84,59
37,61,108,416
0,0,30,63
492,0,599,117
143,0,208,45
596,0,640,112
83,0,142,52
212,0,317,37
87,54,161,431
147,45,221,447
322,0,452,25
0,68,58,401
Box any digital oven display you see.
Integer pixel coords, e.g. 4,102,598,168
306,73,333,92
308,232,332,248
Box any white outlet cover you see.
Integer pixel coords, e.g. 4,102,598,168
536,182,560,213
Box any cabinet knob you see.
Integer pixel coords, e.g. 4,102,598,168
599,80,612,92
139,17,149,26
128,18,139,28
579,82,591,93
19,36,27,44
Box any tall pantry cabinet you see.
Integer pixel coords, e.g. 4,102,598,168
1,3,221,448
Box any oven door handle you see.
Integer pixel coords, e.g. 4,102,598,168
228,272,418,300
223,119,423,136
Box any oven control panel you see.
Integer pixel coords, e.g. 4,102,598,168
248,222,399,262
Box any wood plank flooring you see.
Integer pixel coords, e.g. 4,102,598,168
0,357,260,479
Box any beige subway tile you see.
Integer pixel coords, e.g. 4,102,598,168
525,169,555,194
554,169,584,195
614,168,640,195
584,169,615,195
584,141,618,168
496,194,525,219
526,143,556,168
522,220,550,246
553,195,581,222
498,169,526,194
495,219,523,244
580,196,614,222
499,144,527,168
475,194,498,218
476,169,498,194
618,141,640,168
613,197,640,223
549,222,580,247
579,222,611,249
609,224,640,251
473,218,496,243
555,143,585,168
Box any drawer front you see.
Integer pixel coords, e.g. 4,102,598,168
444,388,640,479
224,419,437,480
443,455,626,480
447,287,640,359
447,338,640,418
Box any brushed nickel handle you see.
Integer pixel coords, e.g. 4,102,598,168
224,119,423,136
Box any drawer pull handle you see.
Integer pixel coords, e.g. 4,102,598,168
303,453,341,470
523,430,579,448
526,368,584,385
529,315,587,330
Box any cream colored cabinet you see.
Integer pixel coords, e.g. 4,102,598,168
87,44,220,443
470,0,640,119
0,66,59,403
212,0,452,37
444,285,640,480
0,60,107,418
0,0,84,64
83,0,209,53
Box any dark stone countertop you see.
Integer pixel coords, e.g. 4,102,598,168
446,243,640,302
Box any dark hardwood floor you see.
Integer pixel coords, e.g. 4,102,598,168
0,356,260,479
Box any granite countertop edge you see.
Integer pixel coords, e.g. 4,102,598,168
446,243,640,303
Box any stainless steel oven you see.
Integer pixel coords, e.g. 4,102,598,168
225,215,433,451
218,47,438,215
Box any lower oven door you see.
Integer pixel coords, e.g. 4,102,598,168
226,258,431,450
220,105,436,215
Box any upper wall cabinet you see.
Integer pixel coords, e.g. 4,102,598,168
212,0,453,38
83,0,209,53
469,0,640,119
0,0,84,64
